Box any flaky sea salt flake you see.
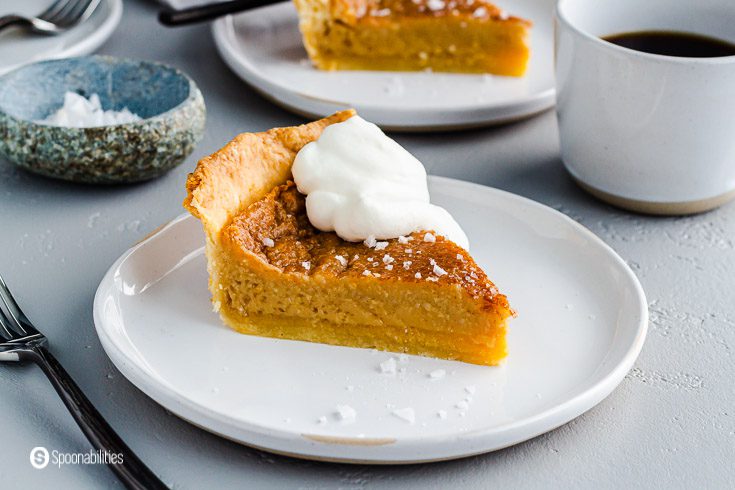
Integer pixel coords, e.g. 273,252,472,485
380,357,397,374
392,407,416,424
427,0,445,11
335,405,357,422
433,264,447,277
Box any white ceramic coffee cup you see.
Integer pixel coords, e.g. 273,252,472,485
555,0,735,215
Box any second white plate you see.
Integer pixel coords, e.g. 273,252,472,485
94,176,647,463
0,0,122,75
212,0,556,131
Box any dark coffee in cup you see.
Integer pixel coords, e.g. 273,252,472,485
604,31,735,58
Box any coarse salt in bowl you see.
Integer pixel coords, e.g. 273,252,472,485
0,55,206,184
37,92,143,127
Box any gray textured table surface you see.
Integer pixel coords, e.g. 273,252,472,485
2,1,734,488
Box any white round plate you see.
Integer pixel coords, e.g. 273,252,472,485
0,0,122,76
94,176,647,463
211,0,556,131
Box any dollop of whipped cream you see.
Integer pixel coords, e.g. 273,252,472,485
292,116,469,249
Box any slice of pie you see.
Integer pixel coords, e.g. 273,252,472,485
184,110,513,365
293,0,532,76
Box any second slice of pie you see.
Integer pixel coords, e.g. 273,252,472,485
293,0,532,76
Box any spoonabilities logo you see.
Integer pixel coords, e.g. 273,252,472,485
30,447,50,469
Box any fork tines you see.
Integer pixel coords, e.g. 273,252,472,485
0,274,43,344
39,0,98,28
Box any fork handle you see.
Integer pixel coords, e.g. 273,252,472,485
20,346,168,490
0,15,26,33
158,0,284,26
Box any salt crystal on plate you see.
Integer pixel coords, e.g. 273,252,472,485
335,405,357,421
392,407,416,424
429,369,446,379
380,357,397,374
383,76,405,97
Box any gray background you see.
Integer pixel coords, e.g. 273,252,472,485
1,0,733,488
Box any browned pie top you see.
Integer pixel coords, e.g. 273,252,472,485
222,182,511,309
330,0,531,24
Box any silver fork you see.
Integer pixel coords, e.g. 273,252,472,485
0,274,167,489
0,0,101,35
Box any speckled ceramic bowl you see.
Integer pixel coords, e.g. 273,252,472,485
0,56,206,184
